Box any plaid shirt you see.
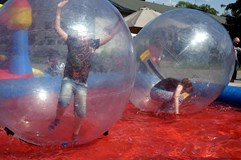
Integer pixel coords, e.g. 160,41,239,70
64,36,100,83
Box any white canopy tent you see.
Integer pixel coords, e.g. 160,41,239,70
124,7,161,34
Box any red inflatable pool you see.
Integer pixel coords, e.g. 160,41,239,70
0,101,240,160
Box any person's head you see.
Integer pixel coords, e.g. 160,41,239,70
180,78,193,93
68,30,91,46
233,37,240,47
47,51,60,65
69,24,92,45
76,35,90,46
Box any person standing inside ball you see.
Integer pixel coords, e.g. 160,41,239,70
150,78,193,115
48,0,121,144
231,37,241,82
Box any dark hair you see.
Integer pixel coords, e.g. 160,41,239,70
180,78,193,93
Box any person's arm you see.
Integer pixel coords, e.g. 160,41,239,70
236,47,241,52
173,84,183,114
99,18,121,46
55,0,68,41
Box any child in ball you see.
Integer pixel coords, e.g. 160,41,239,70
48,0,121,144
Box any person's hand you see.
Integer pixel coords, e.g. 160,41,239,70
175,108,179,114
151,56,157,63
57,0,69,8
237,47,241,52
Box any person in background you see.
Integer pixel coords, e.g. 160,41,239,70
46,53,65,76
150,78,193,115
231,37,241,82
0,54,8,69
48,0,121,144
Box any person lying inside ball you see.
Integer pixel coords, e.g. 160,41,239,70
150,77,193,115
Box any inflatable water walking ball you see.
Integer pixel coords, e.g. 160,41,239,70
0,0,135,146
130,8,235,114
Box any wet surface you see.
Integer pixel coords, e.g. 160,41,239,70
0,101,240,160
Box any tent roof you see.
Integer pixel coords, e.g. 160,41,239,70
124,7,161,28
110,0,174,14
109,0,226,25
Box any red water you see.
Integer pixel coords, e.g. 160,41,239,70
0,101,240,160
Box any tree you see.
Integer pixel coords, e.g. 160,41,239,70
175,1,218,15
225,0,241,26
175,1,198,9
225,0,241,16
199,4,218,15
0,0,8,4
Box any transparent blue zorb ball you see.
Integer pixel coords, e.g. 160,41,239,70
130,8,234,114
0,0,135,146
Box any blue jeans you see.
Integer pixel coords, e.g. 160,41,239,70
150,87,183,103
58,77,87,117
150,87,184,112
